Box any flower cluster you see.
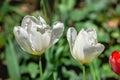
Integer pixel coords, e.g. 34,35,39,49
13,15,105,64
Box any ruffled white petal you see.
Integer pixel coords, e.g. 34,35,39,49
86,28,97,46
13,26,32,53
67,27,77,51
51,22,64,45
38,16,46,24
83,43,104,63
21,15,42,27
21,15,30,27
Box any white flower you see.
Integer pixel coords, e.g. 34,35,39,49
67,27,104,64
13,15,64,55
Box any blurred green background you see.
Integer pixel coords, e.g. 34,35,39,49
0,0,120,80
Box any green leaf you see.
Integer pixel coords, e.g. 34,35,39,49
115,4,120,15
0,2,9,13
62,67,81,80
0,2,10,21
86,0,110,11
100,64,117,79
28,62,38,78
70,6,93,21
0,35,5,46
98,31,110,42
67,0,76,11
9,6,26,16
111,30,119,39
59,0,75,13
5,39,21,80
70,9,82,21
75,22,84,31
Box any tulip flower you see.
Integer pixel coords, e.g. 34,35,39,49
109,51,120,74
13,15,64,55
67,27,105,64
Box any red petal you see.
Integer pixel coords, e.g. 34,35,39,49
109,51,120,74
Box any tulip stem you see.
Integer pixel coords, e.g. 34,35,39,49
89,63,96,80
39,57,43,80
82,65,86,80
53,72,57,80
93,59,100,80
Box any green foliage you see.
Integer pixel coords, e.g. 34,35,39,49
115,4,120,15
59,0,76,13
5,39,21,80
28,62,38,78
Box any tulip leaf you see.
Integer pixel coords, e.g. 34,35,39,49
86,0,109,11
5,39,21,80
111,30,119,39
115,4,120,15
28,62,38,78
70,6,93,21
98,31,110,42
100,64,116,79
59,0,75,13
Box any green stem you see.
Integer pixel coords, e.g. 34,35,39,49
93,59,100,80
39,57,43,80
53,72,57,80
41,0,47,17
82,65,86,80
89,63,96,80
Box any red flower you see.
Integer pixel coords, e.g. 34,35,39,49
109,51,120,74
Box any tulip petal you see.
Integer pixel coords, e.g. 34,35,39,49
13,26,32,53
110,57,120,74
21,15,39,28
37,16,51,31
42,31,51,49
80,29,96,49
86,28,97,45
92,43,105,56
29,30,43,52
50,22,64,45
83,43,104,63
73,29,85,61
82,29,104,62
67,27,77,51
38,16,46,24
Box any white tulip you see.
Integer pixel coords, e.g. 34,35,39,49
13,15,64,55
67,27,104,64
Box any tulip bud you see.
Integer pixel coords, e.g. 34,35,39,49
13,15,64,55
109,51,120,74
67,27,105,64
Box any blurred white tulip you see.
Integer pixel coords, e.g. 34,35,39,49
67,27,104,64
13,15,64,55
